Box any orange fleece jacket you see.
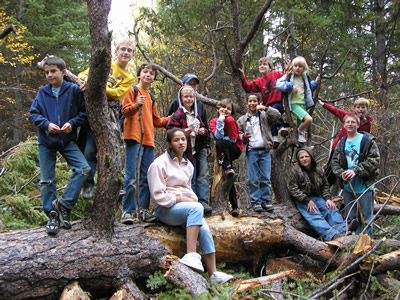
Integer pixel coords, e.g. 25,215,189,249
122,86,169,147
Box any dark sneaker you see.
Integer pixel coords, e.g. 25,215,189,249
140,209,158,223
225,168,235,178
279,127,289,138
253,204,263,213
121,212,135,224
231,209,239,217
52,199,71,229
261,202,274,212
200,202,213,215
45,210,60,236
82,186,93,200
347,219,359,233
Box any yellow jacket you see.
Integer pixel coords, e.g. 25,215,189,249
78,61,134,100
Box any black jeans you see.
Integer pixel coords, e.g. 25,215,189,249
216,140,241,209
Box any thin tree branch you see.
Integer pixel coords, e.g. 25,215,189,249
240,0,274,52
319,91,373,104
0,24,18,39
321,48,352,80
309,239,385,299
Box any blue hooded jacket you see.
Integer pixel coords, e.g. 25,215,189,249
30,80,87,150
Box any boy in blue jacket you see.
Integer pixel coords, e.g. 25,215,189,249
30,56,90,236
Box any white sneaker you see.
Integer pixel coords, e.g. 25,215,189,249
297,129,307,143
121,212,135,224
180,252,204,272
209,271,235,284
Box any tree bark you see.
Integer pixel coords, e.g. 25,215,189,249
0,223,167,299
84,0,121,234
2,213,400,298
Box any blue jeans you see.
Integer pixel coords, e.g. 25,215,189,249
122,140,154,212
342,189,374,237
192,148,210,204
295,197,346,241
83,128,97,189
39,142,90,215
247,149,272,206
155,202,215,255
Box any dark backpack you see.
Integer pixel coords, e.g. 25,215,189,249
119,85,156,131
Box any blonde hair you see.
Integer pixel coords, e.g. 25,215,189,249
288,56,309,74
258,57,273,69
354,97,370,109
115,39,134,50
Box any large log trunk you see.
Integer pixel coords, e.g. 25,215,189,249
0,212,347,298
0,223,167,299
2,212,400,298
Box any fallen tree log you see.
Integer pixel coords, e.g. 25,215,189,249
1,212,398,298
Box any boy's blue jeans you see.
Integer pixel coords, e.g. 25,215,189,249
295,197,346,241
39,142,90,215
83,128,97,189
342,189,374,237
247,149,272,206
122,140,154,213
155,202,215,255
191,148,210,204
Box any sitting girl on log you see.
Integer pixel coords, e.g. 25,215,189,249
147,128,234,283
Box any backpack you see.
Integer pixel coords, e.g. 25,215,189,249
119,85,156,131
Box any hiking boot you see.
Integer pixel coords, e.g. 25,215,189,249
279,127,289,138
200,202,212,216
297,129,307,143
253,204,263,213
45,210,60,236
82,186,93,200
225,168,235,178
52,199,71,229
209,271,235,284
261,202,274,212
231,209,239,217
140,209,158,223
121,212,135,225
180,252,204,272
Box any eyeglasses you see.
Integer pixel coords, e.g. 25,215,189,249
119,47,134,53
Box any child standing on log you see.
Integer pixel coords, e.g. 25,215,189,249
78,39,135,201
30,56,89,235
120,63,170,224
319,97,373,194
209,99,243,217
166,86,209,209
276,56,318,143
331,113,380,237
237,93,281,213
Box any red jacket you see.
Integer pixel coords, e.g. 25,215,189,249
210,115,243,151
241,71,284,106
322,103,373,150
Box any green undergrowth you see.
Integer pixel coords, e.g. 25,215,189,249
0,137,92,230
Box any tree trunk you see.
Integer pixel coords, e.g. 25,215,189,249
84,0,121,234
2,212,400,298
0,223,167,299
